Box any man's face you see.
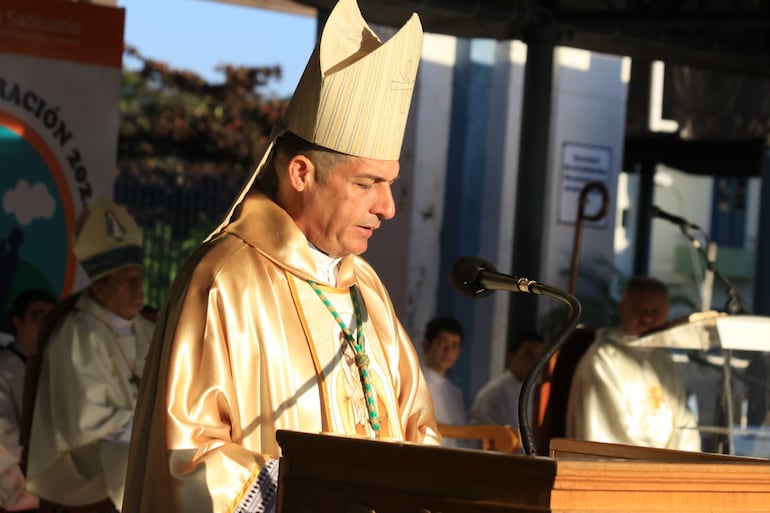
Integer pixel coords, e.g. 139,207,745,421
618,288,669,336
295,156,398,257
422,330,462,375
93,265,145,320
507,339,546,382
12,300,54,354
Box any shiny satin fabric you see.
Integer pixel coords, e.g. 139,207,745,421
123,191,440,513
566,327,701,451
27,294,153,507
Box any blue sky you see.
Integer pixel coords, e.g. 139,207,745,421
116,0,318,98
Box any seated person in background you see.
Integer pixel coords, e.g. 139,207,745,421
26,197,154,509
468,330,545,431
566,276,701,451
0,288,54,458
421,316,467,447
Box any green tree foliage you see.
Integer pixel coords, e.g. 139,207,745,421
119,45,286,175
117,46,289,308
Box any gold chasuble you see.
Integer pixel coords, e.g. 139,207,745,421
123,192,440,513
124,0,433,511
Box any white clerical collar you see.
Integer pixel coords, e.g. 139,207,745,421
308,243,342,286
96,302,134,337
109,310,134,336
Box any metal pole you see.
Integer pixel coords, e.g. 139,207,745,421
700,242,717,312
722,350,735,455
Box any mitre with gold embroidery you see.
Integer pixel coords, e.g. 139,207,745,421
212,0,423,236
72,197,143,281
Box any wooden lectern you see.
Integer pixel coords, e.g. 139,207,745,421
276,430,770,513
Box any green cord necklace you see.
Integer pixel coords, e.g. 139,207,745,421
307,279,381,432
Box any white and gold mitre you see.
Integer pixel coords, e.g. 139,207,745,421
72,197,143,281
209,0,423,239
283,0,423,160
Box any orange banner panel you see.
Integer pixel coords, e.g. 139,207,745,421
0,1,124,68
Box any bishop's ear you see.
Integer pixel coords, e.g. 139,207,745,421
286,155,315,192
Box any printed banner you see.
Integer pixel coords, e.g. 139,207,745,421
0,0,124,328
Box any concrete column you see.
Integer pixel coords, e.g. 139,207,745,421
507,26,557,336
633,161,655,276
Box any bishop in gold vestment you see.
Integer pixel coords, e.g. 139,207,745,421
124,192,439,513
123,1,440,512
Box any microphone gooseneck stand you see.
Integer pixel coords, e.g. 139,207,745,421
678,224,749,316
516,284,582,456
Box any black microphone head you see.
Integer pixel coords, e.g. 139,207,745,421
449,256,495,298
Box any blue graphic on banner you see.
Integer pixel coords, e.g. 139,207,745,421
0,124,67,329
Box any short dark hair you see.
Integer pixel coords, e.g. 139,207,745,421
423,316,464,343
507,329,544,354
10,288,56,335
255,131,351,196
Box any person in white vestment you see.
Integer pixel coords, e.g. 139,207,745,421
468,330,545,436
26,197,154,509
566,276,701,452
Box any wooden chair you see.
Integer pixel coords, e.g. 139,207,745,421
19,291,116,513
437,423,522,453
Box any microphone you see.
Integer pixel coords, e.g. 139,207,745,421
449,256,546,298
448,255,583,457
649,205,701,230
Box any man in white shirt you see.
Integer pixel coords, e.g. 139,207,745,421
0,288,54,458
421,317,467,447
468,331,545,431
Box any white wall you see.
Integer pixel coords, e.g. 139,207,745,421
405,33,457,346
538,49,630,330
